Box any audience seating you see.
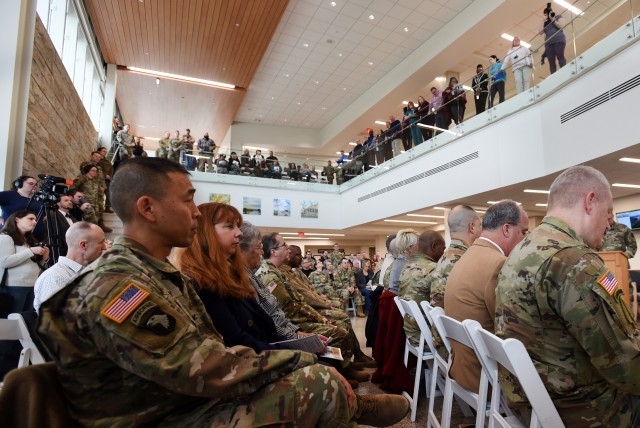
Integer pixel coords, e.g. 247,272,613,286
463,320,565,428
0,313,46,369
347,297,356,317
394,297,440,421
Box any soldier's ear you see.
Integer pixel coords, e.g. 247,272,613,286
136,196,156,221
584,191,597,214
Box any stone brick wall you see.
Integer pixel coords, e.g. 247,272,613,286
23,16,98,181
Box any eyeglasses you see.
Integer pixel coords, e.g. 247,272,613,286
276,242,288,249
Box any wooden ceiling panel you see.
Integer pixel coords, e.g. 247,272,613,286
85,0,288,141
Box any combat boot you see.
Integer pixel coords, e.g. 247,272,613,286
354,351,377,368
353,394,410,426
344,365,370,382
356,305,366,318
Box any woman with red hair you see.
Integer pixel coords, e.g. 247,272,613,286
179,202,288,352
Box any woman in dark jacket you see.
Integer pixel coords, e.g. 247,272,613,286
179,203,288,352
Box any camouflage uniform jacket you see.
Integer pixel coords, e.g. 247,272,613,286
398,252,437,346
79,161,107,191
255,260,325,325
280,264,332,310
308,270,338,299
97,158,113,180
598,221,637,261
330,250,343,269
156,138,170,158
333,266,356,291
495,216,640,427
247,268,299,340
71,175,100,205
36,237,315,427
429,239,469,309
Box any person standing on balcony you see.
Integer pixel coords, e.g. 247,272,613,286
488,55,506,108
541,5,567,74
501,36,533,94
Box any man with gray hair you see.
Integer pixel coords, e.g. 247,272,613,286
496,166,640,427
445,200,528,393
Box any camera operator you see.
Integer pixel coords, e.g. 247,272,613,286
0,176,46,240
540,3,566,74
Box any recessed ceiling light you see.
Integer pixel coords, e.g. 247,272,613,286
612,183,640,189
620,157,640,163
403,27,409,32
407,214,445,219
330,1,336,6
402,101,409,105
435,76,446,82
369,14,375,20
553,0,584,15
271,96,275,100
284,74,290,77
523,189,550,194
321,107,326,110
303,43,309,48
296,102,301,105
536,203,548,207
488,200,522,205
374,120,387,125
235,23,240,27
338,53,343,57
501,33,532,48
315,80,320,84
384,219,437,225
343,87,347,90
433,207,447,210
348,142,357,146
368,61,374,65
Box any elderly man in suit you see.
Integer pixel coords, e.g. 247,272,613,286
443,200,529,392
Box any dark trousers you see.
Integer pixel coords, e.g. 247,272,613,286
475,92,488,114
449,105,465,125
489,81,505,108
420,114,435,141
546,42,567,74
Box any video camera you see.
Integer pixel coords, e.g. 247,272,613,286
33,174,72,204
545,2,556,18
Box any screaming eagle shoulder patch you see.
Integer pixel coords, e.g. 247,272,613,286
101,283,149,323
597,270,619,296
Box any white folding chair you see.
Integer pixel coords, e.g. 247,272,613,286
394,297,437,421
428,306,482,428
346,297,356,317
0,313,46,368
463,320,565,428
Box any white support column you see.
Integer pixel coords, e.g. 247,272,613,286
98,63,118,149
0,0,37,189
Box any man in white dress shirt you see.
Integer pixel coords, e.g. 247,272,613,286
33,222,106,313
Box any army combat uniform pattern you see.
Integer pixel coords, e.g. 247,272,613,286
309,270,339,300
495,217,640,427
333,267,364,309
397,252,437,346
37,237,358,427
256,260,355,367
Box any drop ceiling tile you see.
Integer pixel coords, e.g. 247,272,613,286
340,3,366,19
370,0,394,15
434,6,456,23
403,11,430,27
293,1,318,18
332,14,358,30
386,4,412,21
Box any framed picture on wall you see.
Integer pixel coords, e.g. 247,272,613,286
274,198,291,217
209,193,231,204
243,197,262,215
301,200,318,218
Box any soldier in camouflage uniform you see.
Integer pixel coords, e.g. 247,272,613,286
115,124,134,157
156,131,170,159
97,147,114,213
70,164,100,224
256,234,372,382
398,231,445,346
80,151,112,232
168,130,183,163
330,243,344,268
324,160,336,184
310,259,340,299
598,220,637,268
496,166,640,427
36,158,409,427
334,258,366,317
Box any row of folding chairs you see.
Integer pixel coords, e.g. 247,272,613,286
394,297,565,428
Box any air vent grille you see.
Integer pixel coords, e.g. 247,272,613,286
357,152,479,203
561,74,640,123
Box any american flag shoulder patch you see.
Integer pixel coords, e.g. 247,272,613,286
268,282,278,293
101,283,150,323
597,270,618,296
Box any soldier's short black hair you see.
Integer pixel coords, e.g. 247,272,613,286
82,164,97,175
110,157,189,223
262,232,280,260
482,200,522,231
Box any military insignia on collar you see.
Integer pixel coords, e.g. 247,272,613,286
130,301,176,335
101,283,149,323
597,270,618,296
268,282,278,293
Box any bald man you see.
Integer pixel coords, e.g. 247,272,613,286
33,222,106,313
